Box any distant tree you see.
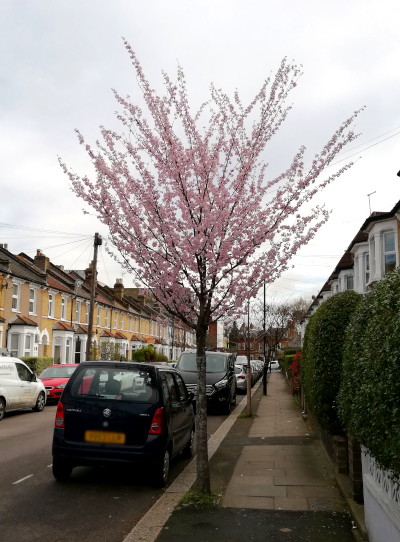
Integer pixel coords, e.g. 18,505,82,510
227,320,240,350
61,40,361,494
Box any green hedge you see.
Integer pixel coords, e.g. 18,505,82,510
21,357,54,375
302,290,362,434
131,346,167,363
338,268,400,478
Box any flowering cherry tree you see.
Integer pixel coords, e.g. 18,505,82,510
61,40,362,493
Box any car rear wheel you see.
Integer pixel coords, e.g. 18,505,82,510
32,391,46,412
0,398,5,421
52,458,73,482
182,427,195,459
153,449,170,487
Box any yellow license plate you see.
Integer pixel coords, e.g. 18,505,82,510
84,430,126,444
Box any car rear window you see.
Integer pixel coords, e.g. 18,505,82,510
178,353,227,373
69,366,158,402
39,366,77,378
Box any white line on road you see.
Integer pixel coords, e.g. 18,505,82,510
13,474,34,485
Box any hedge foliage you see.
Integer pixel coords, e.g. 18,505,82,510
302,290,362,434
21,357,54,374
131,346,168,363
281,348,299,378
338,268,400,477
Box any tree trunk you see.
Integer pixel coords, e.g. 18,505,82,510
194,322,211,494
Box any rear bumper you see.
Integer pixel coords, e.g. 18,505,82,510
52,429,168,466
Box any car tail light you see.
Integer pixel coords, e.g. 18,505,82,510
55,401,65,428
149,407,165,434
237,375,245,380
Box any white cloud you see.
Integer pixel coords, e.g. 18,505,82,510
1,0,400,301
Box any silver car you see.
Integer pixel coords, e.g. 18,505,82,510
235,364,252,392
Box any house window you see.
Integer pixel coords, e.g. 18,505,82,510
24,335,32,357
105,309,109,328
48,293,54,317
12,283,20,311
121,314,124,330
61,298,66,320
384,231,396,274
54,337,62,363
75,300,81,323
29,288,36,314
97,307,100,326
10,333,19,356
66,338,71,362
345,275,353,290
364,253,370,285
85,302,89,323
114,312,118,329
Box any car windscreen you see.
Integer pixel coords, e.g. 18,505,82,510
39,366,77,378
178,353,227,373
69,366,158,402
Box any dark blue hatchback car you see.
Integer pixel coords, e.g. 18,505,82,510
52,361,195,486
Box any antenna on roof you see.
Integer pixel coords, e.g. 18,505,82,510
367,191,376,215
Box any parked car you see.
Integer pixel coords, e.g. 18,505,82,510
235,364,252,393
250,360,262,383
52,361,195,487
236,355,248,365
269,359,280,371
0,357,46,421
175,351,237,414
39,364,78,402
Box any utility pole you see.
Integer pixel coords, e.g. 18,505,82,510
262,280,268,395
85,233,102,361
246,300,252,416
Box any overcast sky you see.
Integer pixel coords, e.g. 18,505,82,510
1,0,399,306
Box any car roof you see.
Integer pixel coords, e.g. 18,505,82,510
46,363,79,367
0,356,27,363
78,360,178,372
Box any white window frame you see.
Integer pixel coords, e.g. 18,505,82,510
364,252,370,286
48,292,54,317
383,231,396,274
29,287,37,315
85,301,89,324
97,306,101,326
75,300,81,323
345,275,354,291
61,297,66,320
12,281,21,312
105,309,109,328
24,334,32,357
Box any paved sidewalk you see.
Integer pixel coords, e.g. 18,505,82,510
124,371,365,542
223,372,344,512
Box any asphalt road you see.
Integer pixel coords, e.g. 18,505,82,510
0,403,226,542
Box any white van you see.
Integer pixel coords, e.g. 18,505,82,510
0,357,47,421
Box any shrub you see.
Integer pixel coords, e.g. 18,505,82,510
302,291,362,434
281,348,300,378
338,268,400,478
131,346,167,363
289,351,302,394
21,357,54,374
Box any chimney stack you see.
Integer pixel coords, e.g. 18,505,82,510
34,249,50,272
114,278,124,300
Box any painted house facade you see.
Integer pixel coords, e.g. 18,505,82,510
0,245,195,362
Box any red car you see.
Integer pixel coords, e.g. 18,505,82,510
39,364,79,402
